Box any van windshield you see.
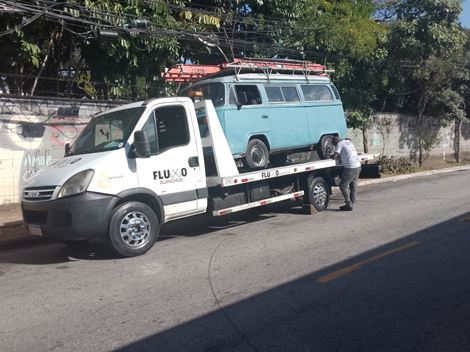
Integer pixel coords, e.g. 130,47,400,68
180,83,225,107
69,107,145,156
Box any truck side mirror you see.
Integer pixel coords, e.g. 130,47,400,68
133,131,151,158
64,143,71,156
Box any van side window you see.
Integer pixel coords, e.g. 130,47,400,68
151,105,189,152
266,86,300,103
301,85,334,101
231,85,262,105
180,83,225,107
282,87,300,102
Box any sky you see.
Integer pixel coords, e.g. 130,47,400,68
462,0,470,28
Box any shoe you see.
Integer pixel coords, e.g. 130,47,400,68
339,204,353,211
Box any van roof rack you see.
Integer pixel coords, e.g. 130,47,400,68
162,58,333,83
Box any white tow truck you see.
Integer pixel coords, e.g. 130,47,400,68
21,98,375,257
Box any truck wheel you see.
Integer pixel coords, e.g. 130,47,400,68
307,176,329,211
244,138,269,169
317,134,335,160
106,201,159,257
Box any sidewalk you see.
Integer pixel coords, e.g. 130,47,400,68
1,164,469,249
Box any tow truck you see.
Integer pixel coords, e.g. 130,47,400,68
21,60,377,257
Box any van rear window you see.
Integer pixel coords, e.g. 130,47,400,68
301,85,334,101
265,86,300,103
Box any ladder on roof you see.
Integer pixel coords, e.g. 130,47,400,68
162,58,332,83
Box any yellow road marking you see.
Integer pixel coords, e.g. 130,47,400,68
317,241,420,283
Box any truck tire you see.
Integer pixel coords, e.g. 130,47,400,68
106,201,159,257
307,176,329,211
244,138,269,169
317,134,335,160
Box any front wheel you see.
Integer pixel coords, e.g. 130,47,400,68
106,201,159,257
306,176,329,211
244,138,269,169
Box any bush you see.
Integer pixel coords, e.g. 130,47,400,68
378,156,414,174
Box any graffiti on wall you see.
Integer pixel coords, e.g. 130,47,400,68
21,149,52,183
0,97,121,203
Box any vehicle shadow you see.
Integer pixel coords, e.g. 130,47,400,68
0,196,369,265
0,209,281,264
114,212,470,352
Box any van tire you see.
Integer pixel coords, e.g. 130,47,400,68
106,201,159,257
244,138,269,169
306,176,329,211
318,134,335,160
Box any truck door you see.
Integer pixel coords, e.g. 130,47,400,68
136,102,206,221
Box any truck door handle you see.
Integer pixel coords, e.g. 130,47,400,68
261,114,269,119
188,156,199,167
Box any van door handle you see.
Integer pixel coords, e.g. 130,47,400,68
261,114,269,119
188,156,199,167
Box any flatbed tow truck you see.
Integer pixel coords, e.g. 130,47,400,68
21,97,376,257
22,59,377,256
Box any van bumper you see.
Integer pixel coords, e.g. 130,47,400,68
21,192,118,241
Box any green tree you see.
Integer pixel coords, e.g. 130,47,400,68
377,0,465,166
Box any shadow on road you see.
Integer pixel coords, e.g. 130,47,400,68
114,211,470,352
0,209,280,264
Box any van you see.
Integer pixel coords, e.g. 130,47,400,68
179,70,347,169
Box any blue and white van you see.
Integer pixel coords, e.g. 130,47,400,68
180,72,347,169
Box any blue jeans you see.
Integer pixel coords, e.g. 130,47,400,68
339,166,361,206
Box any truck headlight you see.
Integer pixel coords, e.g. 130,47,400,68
57,169,94,199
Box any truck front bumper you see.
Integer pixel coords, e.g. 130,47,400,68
21,192,118,241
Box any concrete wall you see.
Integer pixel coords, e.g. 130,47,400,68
347,113,470,161
0,97,123,204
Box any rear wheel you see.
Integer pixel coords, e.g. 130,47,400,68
317,134,336,160
244,138,269,169
306,176,329,211
106,201,159,257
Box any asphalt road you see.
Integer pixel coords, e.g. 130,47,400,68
1,169,470,352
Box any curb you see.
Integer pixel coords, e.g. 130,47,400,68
0,222,49,250
358,164,470,187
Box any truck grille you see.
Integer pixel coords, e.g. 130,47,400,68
23,186,57,201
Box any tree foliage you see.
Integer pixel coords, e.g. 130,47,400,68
0,0,469,143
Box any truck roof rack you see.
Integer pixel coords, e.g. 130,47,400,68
162,58,332,83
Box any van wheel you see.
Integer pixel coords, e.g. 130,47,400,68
317,134,336,160
306,176,329,211
106,201,159,257
244,138,269,169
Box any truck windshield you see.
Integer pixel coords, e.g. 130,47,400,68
70,107,145,156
